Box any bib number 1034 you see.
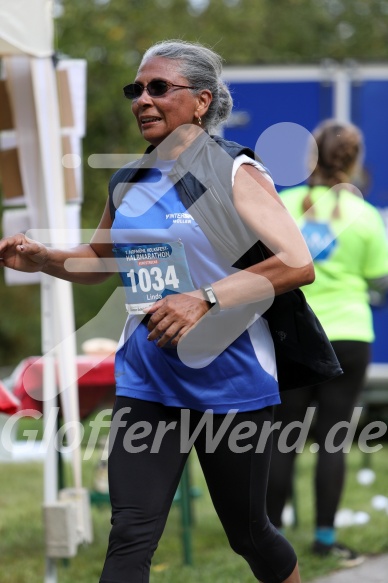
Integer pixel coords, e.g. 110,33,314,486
126,265,179,293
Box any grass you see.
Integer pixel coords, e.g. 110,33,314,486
1,417,388,583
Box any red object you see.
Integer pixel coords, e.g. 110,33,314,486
11,355,116,419
0,381,21,415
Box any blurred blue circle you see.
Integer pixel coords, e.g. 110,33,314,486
255,122,318,187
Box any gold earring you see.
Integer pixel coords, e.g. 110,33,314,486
198,116,202,126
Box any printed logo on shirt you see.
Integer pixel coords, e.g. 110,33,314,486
301,221,337,261
165,212,193,224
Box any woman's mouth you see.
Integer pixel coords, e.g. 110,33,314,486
141,116,162,126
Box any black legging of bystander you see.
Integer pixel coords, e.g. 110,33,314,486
267,340,371,529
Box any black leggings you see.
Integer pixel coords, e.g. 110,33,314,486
267,341,370,529
100,397,297,583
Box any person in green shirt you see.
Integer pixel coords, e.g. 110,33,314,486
267,119,388,565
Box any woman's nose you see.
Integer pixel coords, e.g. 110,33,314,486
135,88,154,106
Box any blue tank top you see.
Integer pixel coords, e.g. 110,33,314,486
111,157,279,413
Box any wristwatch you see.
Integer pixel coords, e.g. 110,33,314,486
200,284,220,314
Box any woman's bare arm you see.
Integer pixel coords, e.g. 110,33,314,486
210,163,315,308
0,199,115,285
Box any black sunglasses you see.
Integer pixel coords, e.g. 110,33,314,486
123,79,195,100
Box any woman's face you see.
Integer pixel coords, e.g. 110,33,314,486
131,56,204,147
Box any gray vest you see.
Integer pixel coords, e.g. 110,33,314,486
109,131,342,391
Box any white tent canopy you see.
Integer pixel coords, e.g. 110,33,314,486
0,0,54,56
0,2,90,581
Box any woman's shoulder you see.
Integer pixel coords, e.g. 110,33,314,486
341,189,383,219
210,134,257,160
280,185,310,199
279,185,310,216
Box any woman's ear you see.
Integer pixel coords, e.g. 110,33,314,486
196,89,212,118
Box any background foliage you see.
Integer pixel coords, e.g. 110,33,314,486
1,0,388,365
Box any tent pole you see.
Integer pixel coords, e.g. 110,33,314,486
42,275,58,583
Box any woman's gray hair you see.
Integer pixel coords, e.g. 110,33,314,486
140,40,233,131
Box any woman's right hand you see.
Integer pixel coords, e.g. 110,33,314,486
0,233,49,273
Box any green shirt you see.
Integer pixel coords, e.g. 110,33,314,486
281,185,388,342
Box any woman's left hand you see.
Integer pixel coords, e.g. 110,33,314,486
145,292,210,348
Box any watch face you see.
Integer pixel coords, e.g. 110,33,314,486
201,285,220,313
202,285,215,305
207,289,217,304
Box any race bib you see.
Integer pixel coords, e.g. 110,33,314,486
113,240,195,315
